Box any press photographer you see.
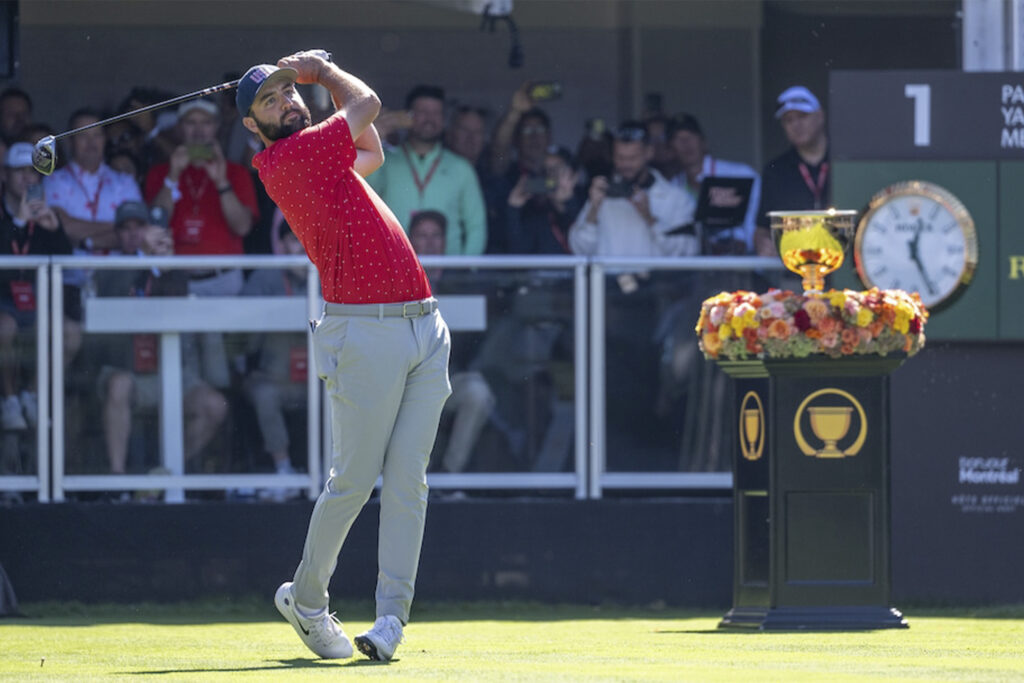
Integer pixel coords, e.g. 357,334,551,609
568,120,697,258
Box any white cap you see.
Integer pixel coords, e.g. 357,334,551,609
5,142,34,168
177,98,219,120
775,86,821,119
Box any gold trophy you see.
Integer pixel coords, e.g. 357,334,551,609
806,406,854,458
769,209,857,292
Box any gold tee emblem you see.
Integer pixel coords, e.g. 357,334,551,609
793,388,867,458
739,391,765,461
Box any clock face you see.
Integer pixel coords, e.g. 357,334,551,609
854,181,979,310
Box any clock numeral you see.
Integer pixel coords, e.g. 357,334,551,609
941,265,960,278
871,222,890,234
947,244,964,255
942,222,958,234
887,204,901,220
928,203,942,220
871,266,889,279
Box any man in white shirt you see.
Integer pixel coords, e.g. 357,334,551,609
569,121,696,258
43,107,143,252
568,121,697,471
667,113,760,255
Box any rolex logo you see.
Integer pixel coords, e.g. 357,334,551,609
793,388,867,459
739,391,765,461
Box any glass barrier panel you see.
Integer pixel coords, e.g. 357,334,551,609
602,265,771,474
430,266,577,476
64,261,315,502
0,260,47,503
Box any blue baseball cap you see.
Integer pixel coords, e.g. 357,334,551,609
235,64,298,116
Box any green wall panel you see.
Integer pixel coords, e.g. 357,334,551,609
831,161,998,341
998,162,1024,338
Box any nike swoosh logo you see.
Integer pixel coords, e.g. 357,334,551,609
299,624,310,635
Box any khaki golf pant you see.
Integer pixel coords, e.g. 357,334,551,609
292,306,451,624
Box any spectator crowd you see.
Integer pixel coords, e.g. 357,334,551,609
0,76,832,499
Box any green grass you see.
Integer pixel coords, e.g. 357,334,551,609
2,600,1024,681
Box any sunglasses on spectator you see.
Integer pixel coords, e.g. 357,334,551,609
614,126,649,143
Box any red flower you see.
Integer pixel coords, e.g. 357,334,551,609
793,309,812,331
909,316,922,334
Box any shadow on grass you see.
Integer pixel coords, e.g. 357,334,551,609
11,599,1024,627
123,657,393,675
10,599,726,626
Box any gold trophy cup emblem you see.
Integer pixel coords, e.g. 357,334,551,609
806,406,853,458
793,388,868,459
739,391,765,461
769,209,857,292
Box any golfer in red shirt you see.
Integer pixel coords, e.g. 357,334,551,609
238,50,451,662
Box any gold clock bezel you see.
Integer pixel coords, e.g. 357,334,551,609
853,180,979,312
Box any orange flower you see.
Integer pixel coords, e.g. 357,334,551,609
768,319,791,339
841,343,856,355
803,298,829,324
805,329,822,339
702,332,722,355
841,328,858,345
818,316,839,334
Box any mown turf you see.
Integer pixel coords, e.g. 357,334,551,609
1,601,1023,681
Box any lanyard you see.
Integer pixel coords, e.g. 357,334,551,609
10,222,35,255
182,169,211,215
546,209,570,254
402,145,444,199
70,166,106,220
798,161,829,209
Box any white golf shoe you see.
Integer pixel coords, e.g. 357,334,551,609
354,615,404,661
274,582,353,659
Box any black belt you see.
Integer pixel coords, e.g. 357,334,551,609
189,269,233,281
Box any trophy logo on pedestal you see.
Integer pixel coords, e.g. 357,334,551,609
793,388,868,459
739,391,765,461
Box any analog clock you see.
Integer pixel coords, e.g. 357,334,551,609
853,180,979,310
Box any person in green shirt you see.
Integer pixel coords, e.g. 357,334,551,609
367,85,487,255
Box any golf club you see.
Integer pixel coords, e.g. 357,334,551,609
32,50,332,176
31,79,238,176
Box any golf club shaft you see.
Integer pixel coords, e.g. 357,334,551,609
53,79,240,142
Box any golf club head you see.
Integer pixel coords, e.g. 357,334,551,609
32,136,57,176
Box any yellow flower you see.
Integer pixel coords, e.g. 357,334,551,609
828,290,847,308
719,324,733,340
856,307,874,327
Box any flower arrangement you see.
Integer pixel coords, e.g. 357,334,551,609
695,288,928,361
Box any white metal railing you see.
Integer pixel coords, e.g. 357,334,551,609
49,255,323,503
0,257,50,502
0,254,784,502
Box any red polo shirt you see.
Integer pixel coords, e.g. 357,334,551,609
144,162,259,255
252,114,431,304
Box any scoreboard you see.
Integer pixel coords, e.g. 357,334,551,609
829,70,1024,340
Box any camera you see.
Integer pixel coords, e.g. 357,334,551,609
25,184,44,202
605,179,634,198
528,81,562,103
585,118,606,142
522,175,555,195
188,144,214,162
